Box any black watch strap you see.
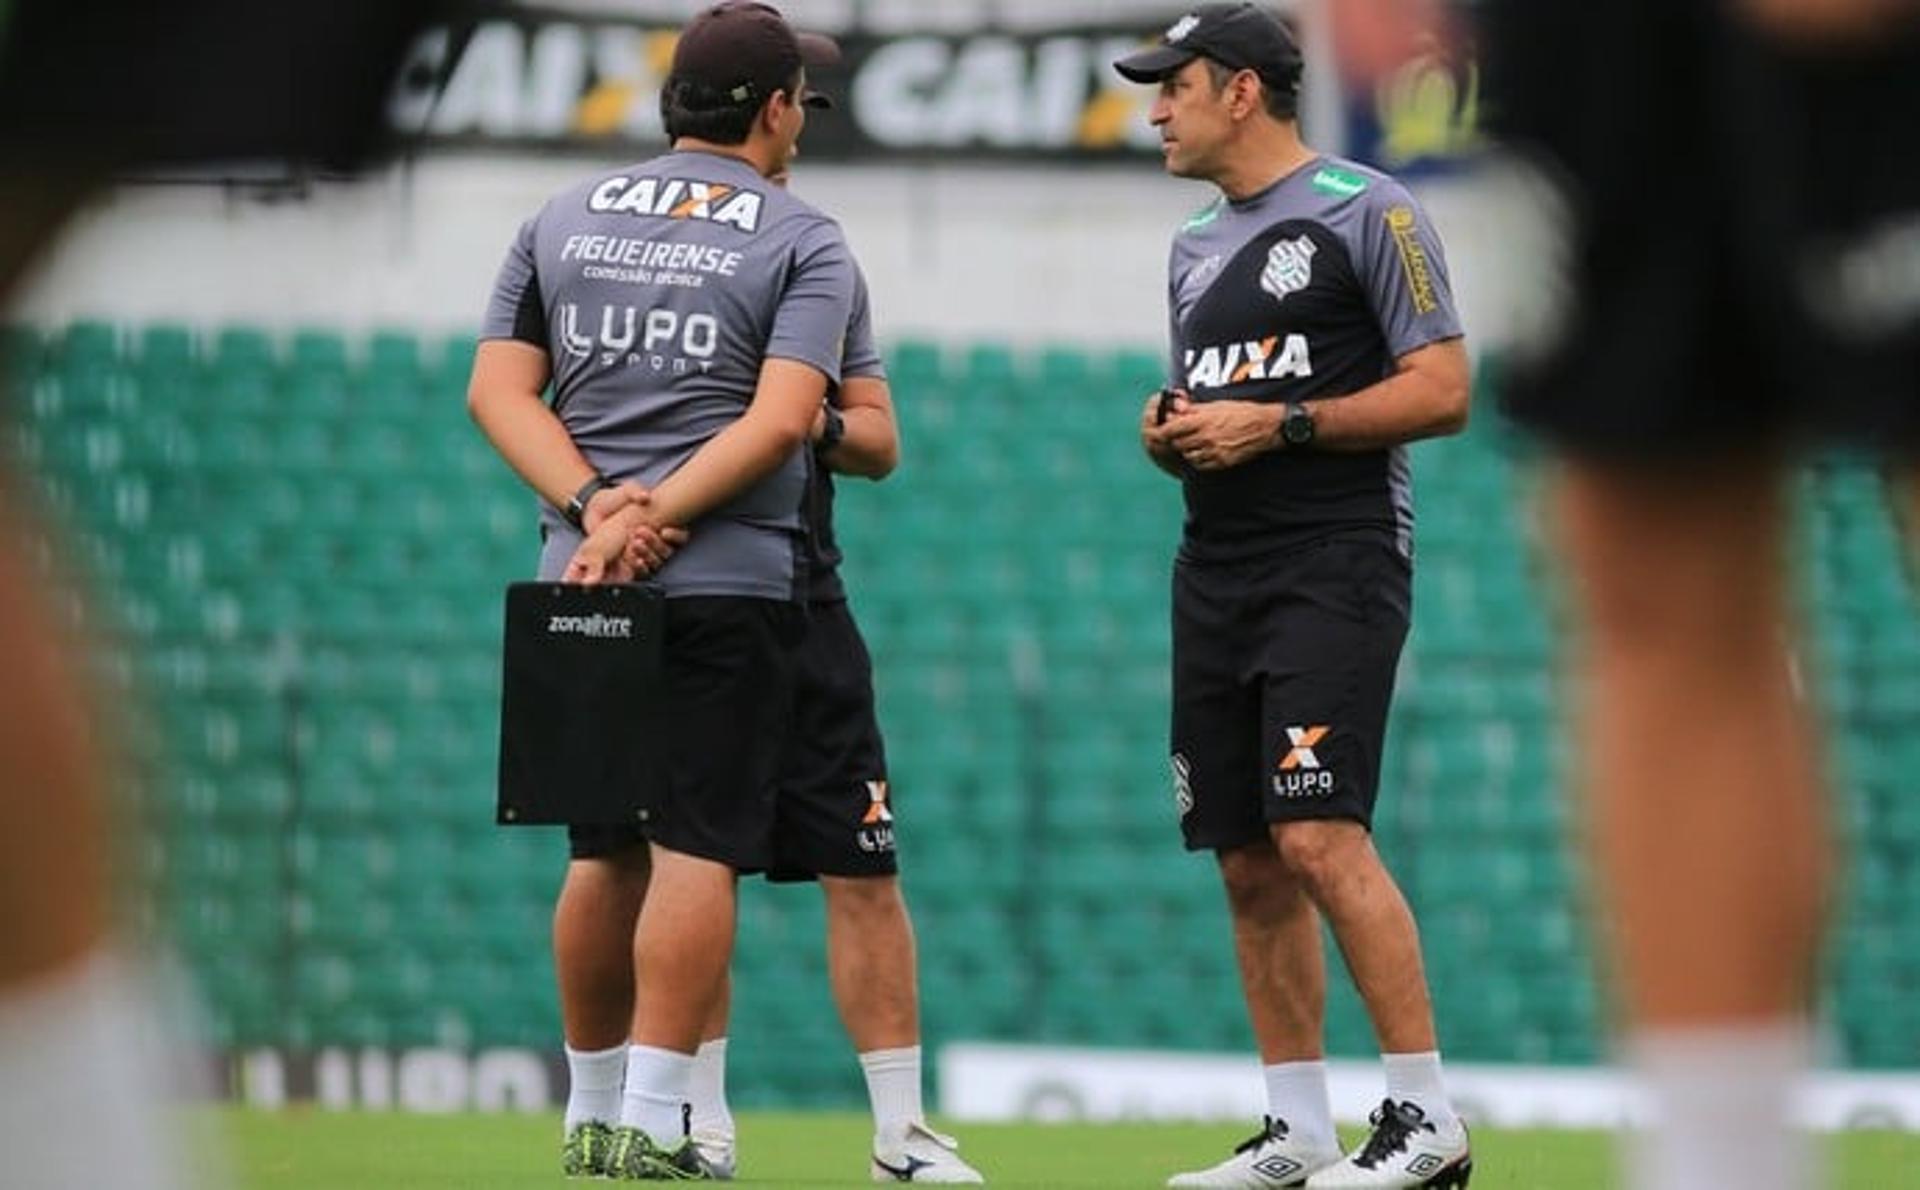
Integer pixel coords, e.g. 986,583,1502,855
1281,401,1316,447
563,473,614,529
818,405,846,453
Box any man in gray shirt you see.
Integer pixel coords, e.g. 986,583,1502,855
569,198,985,1184
469,2,853,1178
1116,6,1471,1188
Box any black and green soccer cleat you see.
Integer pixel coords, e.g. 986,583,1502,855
607,1125,712,1181
563,1120,617,1178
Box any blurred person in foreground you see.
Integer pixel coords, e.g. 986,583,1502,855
0,3,445,1187
1474,0,1920,1187
468,2,977,1180
1114,5,1472,1187
561,165,984,1183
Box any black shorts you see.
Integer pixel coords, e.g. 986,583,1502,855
566,596,805,869
766,599,897,883
1170,534,1410,848
1484,3,1920,457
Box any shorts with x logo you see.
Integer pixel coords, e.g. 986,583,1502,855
1170,532,1410,849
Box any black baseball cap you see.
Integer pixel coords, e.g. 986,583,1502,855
1114,3,1303,98
669,2,842,112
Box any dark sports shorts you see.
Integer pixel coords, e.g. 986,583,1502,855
765,598,898,883
1171,534,1411,848
1485,4,1920,457
567,596,805,869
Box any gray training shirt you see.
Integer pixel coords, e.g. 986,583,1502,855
483,148,858,599
1166,155,1462,563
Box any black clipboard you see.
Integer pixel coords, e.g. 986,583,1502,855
496,582,666,826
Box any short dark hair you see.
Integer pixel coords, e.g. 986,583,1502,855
660,67,803,144
1203,57,1296,121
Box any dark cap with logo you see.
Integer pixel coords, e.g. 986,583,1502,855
669,1,842,112
1114,3,1303,100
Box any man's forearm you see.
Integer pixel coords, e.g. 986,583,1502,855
1303,363,1468,452
648,410,810,529
821,406,898,479
468,386,598,510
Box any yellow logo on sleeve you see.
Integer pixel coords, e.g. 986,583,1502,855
1386,206,1439,315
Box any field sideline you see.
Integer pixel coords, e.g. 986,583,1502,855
208,1109,1920,1189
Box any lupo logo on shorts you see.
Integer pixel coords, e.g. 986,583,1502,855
857,780,896,853
1273,725,1334,799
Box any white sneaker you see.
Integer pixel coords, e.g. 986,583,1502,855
1305,1100,1471,1188
871,1121,985,1183
690,1127,735,1181
1167,1116,1344,1187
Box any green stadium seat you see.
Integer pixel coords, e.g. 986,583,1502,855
1,327,48,425
962,342,1018,386
885,339,942,384
56,320,120,369
213,325,275,373
431,334,479,398
136,324,196,377
1110,347,1166,394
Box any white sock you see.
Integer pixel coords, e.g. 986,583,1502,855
860,1045,924,1146
563,1043,627,1133
0,953,189,1190
620,1044,695,1144
1629,1023,1811,1190
688,1038,734,1141
1263,1060,1338,1152
1382,1050,1459,1132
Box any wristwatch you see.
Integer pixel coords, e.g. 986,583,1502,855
563,472,614,529
1280,401,1316,448
818,404,846,452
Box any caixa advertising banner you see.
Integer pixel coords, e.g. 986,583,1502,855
387,8,1168,161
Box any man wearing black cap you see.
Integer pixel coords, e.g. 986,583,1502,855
470,1,875,1180
561,171,986,1184
1115,6,1472,1188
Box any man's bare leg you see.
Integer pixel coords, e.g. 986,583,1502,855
1217,840,1338,1152
820,875,924,1147
621,846,737,1145
1270,820,1461,1144
821,876,919,1052
553,848,647,1136
1555,457,1829,1190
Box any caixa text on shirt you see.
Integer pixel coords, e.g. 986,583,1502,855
1183,333,1312,391
587,176,764,233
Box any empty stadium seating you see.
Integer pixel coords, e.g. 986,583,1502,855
7,321,1916,1105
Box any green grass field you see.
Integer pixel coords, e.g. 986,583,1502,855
208,1110,1920,1189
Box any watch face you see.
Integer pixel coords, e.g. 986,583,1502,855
1284,409,1313,444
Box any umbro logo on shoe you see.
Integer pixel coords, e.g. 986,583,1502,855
873,1154,933,1181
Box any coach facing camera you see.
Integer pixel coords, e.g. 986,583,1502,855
1121,5,1474,1188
